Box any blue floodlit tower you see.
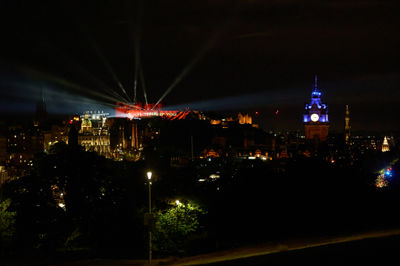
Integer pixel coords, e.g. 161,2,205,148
303,76,329,142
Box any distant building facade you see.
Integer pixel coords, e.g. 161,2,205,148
78,111,111,157
238,113,252,125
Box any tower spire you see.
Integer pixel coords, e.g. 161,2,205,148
34,86,47,127
314,75,318,90
304,75,329,143
40,86,45,104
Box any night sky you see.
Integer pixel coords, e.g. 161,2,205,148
1,0,399,131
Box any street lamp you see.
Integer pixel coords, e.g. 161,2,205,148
147,171,152,266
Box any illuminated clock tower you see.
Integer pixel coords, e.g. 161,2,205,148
303,76,329,142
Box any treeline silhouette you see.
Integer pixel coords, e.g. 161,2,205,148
1,142,399,261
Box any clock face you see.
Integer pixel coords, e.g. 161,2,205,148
310,113,319,122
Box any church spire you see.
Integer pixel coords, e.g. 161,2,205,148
40,86,45,104
34,86,47,127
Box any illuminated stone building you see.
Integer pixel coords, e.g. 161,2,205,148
208,113,256,128
238,113,252,125
78,111,111,157
382,136,390,152
108,118,142,151
303,76,329,142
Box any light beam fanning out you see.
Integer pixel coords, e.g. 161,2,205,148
131,0,143,104
0,78,116,115
86,35,131,103
31,38,129,104
20,67,123,104
162,89,301,111
73,18,131,103
140,63,149,105
152,20,231,110
152,40,214,110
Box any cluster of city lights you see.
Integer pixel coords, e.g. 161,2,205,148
51,184,66,210
375,167,393,188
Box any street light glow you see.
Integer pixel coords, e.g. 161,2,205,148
146,171,153,266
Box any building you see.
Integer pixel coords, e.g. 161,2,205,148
78,111,111,157
303,76,329,142
238,113,252,125
382,136,390,152
6,127,34,166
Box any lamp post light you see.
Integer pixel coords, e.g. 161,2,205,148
147,171,152,266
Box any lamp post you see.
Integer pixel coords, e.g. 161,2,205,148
147,171,152,266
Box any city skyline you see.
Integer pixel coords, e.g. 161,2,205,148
2,2,400,263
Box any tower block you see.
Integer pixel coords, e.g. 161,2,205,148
303,76,329,142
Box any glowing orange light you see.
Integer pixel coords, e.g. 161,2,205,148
115,102,189,120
